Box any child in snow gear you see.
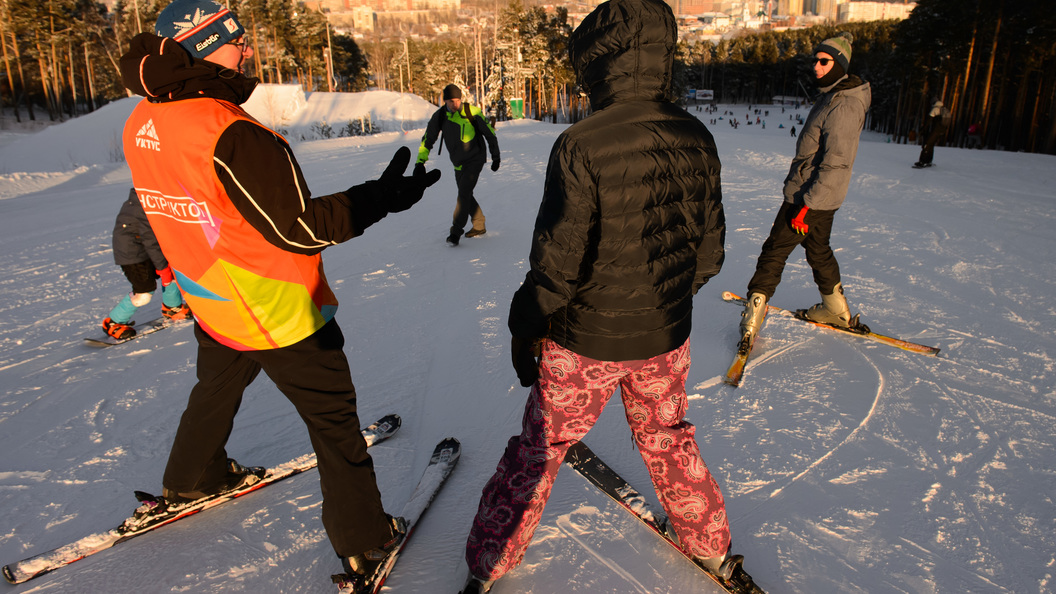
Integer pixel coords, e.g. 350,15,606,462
119,0,440,573
416,83,500,245
742,32,871,331
463,0,733,586
102,188,190,340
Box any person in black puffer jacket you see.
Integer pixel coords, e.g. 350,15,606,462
461,0,733,589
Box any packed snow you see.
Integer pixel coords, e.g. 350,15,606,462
0,86,1053,593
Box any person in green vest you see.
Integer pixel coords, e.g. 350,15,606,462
417,84,501,246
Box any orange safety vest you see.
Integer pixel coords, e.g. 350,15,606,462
123,97,337,350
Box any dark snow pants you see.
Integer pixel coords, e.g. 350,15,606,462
162,319,392,557
747,201,841,300
451,160,486,236
465,339,730,581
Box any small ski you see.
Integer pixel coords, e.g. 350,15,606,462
722,291,940,356
2,413,402,585
565,441,765,593
332,437,461,593
84,316,190,347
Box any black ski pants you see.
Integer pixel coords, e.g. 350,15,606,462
162,319,392,557
747,201,841,300
451,160,485,236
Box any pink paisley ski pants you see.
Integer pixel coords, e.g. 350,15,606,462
465,338,730,580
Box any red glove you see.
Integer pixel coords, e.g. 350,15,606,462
157,266,174,286
791,205,809,235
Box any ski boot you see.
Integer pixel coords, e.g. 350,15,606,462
697,546,765,593
333,515,407,591
161,303,192,321
161,458,266,506
460,574,496,593
801,282,853,327
738,292,768,352
102,317,136,340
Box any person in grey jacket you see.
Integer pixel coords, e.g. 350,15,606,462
741,32,871,340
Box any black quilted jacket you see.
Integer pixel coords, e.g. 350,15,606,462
508,0,726,361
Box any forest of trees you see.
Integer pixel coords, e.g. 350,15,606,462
1,0,1053,154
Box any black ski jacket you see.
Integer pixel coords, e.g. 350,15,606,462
508,0,725,361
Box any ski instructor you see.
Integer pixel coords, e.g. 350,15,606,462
460,0,743,591
119,0,440,583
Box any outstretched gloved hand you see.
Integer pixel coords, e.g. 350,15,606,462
791,205,809,235
372,146,442,213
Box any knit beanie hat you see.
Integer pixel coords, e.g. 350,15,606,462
155,0,245,60
442,84,462,101
814,32,853,72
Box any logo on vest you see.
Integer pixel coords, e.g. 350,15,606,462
135,120,161,152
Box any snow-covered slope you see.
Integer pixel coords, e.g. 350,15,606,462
0,91,1054,593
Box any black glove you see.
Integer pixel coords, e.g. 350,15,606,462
511,337,541,387
349,147,441,214
490,158,501,172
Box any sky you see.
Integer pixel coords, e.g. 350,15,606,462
0,86,1054,593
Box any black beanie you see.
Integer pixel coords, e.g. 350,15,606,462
442,84,462,100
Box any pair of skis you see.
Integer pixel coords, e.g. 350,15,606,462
722,291,940,387
3,414,461,594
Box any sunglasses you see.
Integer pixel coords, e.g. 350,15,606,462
227,38,249,51
813,57,833,66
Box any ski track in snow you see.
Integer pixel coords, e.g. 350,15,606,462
1,91,1055,593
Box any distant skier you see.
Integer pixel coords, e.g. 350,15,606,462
101,188,191,340
914,97,951,168
740,32,871,343
416,83,501,246
460,0,736,592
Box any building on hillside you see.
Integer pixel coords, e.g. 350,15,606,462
351,6,376,31
665,0,719,14
837,1,915,23
775,0,804,16
307,0,459,10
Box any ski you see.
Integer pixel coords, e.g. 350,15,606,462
724,329,758,387
2,413,402,585
332,437,461,593
722,291,940,357
84,316,190,347
565,441,765,594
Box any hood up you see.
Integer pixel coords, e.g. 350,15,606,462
568,0,676,111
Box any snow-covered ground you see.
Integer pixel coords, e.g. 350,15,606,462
0,88,1053,594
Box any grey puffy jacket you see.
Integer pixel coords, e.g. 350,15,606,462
783,75,871,211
